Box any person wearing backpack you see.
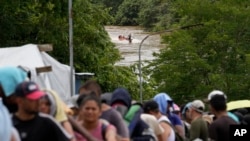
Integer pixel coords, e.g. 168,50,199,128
187,100,208,141
77,94,117,141
78,80,129,141
110,88,157,141
154,93,185,141
181,103,192,140
143,100,176,141
140,113,165,141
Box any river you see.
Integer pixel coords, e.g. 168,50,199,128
105,26,164,66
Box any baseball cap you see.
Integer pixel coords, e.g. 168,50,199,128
191,100,205,113
15,81,45,100
205,90,227,102
173,103,180,112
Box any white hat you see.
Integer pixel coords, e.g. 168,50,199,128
191,100,205,113
207,90,227,101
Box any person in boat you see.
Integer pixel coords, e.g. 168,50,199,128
118,34,132,43
127,34,132,43
118,35,126,40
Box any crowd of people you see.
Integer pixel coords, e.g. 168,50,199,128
0,66,249,141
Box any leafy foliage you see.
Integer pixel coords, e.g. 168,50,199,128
0,0,139,98
114,0,143,25
145,0,250,103
138,0,173,31
99,0,125,18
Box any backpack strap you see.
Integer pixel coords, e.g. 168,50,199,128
124,104,141,136
101,123,108,141
160,120,184,141
160,120,175,130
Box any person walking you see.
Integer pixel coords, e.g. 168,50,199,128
77,94,117,141
12,81,72,141
78,80,129,141
0,66,28,113
187,100,208,141
154,93,185,139
207,90,238,141
143,100,176,141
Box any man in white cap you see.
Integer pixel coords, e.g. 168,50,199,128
187,100,208,141
207,90,238,141
206,90,239,123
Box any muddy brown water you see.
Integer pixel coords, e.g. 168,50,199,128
105,26,164,66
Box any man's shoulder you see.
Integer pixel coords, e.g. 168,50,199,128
39,113,72,140
141,113,156,120
141,114,159,125
102,107,124,122
38,113,55,120
196,117,207,122
104,107,122,116
214,116,237,123
159,115,171,123
192,117,207,126
37,113,60,124
210,116,233,128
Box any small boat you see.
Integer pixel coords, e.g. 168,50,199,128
118,35,132,43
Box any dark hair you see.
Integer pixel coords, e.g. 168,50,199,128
234,112,244,122
243,114,250,125
77,91,96,107
180,104,187,115
78,80,102,96
209,95,227,111
80,94,102,109
237,108,248,116
80,90,96,96
40,95,51,105
143,100,159,114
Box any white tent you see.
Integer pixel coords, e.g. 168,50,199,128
0,44,72,104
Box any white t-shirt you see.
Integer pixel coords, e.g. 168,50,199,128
158,115,175,141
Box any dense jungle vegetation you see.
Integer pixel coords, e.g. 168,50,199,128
0,0,249,103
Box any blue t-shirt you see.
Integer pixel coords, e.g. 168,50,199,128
168,113,183,126
228,112,239,123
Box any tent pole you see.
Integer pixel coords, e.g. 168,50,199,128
69,0,74,97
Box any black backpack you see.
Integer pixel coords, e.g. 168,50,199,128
126,104,157,141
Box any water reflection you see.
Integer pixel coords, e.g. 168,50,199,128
105,26,164,66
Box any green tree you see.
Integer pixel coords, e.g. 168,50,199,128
100,0,124,18
0,0,139,98
115,0,143,25
145,0,250,103
138,0,173,31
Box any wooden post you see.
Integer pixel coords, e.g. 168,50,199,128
38,44,53,52
36,66,52,74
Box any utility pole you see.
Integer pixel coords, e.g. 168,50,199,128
69,0,74,96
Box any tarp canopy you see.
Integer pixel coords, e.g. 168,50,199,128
227,100,250,111
0,44,72,104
